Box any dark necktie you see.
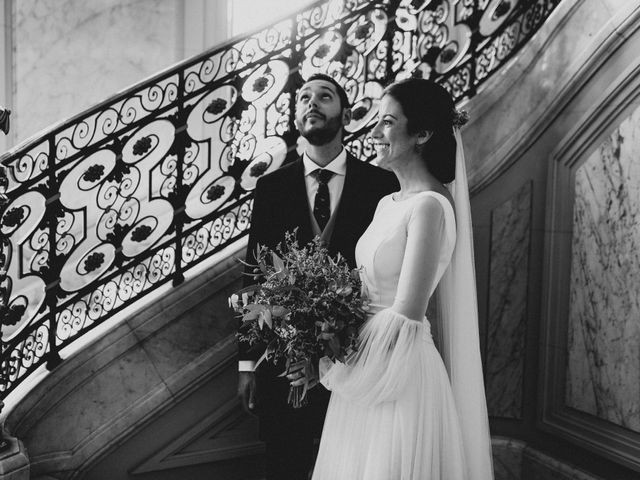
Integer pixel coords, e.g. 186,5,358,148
313,169,334,231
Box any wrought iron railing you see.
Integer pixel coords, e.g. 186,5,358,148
0,0,560,400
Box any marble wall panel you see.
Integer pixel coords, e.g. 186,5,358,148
566,104,640,432
14,0,179,143
485,182,531,419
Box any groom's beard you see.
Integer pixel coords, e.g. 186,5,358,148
297,114,343,146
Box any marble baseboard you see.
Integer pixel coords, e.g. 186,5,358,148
521,447,605,480
492,437,606,480
493,437,526,480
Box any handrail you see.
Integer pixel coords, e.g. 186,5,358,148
0,0,560,401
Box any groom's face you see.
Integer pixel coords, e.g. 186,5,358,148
295,79,350,146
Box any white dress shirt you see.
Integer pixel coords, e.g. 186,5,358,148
302,148,347,219
238,149,348,373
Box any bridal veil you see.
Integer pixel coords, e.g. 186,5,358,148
436,128,494,479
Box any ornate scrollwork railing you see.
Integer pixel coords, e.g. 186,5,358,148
0,0,559,399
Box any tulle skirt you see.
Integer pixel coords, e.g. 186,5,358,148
312,308,469,480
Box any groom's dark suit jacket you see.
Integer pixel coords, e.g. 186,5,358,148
239,152,397,442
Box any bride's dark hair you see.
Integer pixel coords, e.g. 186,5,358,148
383,78,462,183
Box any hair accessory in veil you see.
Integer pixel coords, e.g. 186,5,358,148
452,108,469,128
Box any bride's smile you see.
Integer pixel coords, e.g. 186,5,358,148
371,95,425,171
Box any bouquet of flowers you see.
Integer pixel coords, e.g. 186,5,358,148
231,231,368,408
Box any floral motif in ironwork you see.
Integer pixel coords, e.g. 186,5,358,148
249,161,269,178
315,44,331,60
84,252,105,273
2,207,25,228
494,1,512,19
132,136,153,156
440,47,457,64
82,164,105,183
355,22,372,40
206,184,226,202
131,225,153,243
352,106,368,121
206,98,228,115
1,304,26,326
253,76,270,93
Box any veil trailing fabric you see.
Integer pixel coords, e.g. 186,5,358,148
437,128,494,479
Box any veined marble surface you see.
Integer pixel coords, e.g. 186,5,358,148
14,0,179,143
566,104,640,432
485,183,531,419
492,437,524,480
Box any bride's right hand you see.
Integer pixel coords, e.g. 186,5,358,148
286,359,319,389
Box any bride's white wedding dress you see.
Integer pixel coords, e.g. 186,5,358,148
312,190,481,480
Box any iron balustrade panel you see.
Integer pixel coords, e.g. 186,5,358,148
179,196,253,272
0,0,560,398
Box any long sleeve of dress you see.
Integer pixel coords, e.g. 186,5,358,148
391,195,448,319
322,195,454,405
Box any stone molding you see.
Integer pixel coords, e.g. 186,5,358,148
4,242,249,478
539,51,640,471
464,0,640,194
130,397,263,474
0,433,29,479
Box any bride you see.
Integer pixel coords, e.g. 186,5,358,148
310,78,494,479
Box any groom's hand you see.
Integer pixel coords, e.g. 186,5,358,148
238,371,257,415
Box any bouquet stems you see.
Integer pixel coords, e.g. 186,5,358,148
288,384,309,408
283,357,316,408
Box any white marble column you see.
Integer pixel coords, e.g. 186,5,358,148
180,0,229,59
0,0,13,152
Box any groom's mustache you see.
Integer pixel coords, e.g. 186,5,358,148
304,110,325,121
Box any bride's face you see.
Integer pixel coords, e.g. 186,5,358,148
371,95,419,171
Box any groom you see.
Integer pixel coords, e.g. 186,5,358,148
237,73,397,480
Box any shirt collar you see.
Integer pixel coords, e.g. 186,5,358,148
303,148,347,177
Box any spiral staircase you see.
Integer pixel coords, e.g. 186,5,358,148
1,0,640,479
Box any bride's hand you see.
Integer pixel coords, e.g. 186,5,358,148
286,359,319,389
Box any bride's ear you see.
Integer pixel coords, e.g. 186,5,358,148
416,130,432,146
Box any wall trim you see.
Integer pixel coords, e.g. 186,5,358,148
539,59,640,472
466,0,640,194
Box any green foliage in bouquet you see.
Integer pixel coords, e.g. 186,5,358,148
231,231,368,406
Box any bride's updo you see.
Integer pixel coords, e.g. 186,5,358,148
383,78,465,184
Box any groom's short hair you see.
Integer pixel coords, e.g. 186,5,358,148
304,73,351,110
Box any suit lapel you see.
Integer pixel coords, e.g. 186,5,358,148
287,159,314,243
330,154,361,250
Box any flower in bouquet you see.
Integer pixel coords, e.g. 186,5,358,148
231,231,368,407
